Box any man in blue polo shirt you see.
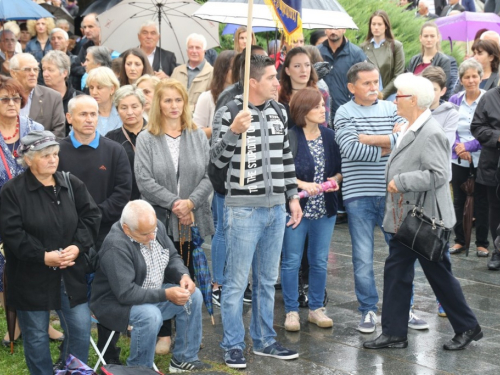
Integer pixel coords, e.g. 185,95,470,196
58,94,132,365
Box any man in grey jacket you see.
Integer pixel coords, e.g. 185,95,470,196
90,200,209,372
211,55,302,369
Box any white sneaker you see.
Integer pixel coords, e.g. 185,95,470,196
358,311,377,333
408,311,429,330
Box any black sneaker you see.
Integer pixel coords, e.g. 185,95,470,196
224,348,247,369
212,287,222,307
169,357,211,373
488,249,500,270
243,284,252,303
253,341,299,360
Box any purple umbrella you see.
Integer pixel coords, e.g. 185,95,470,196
435,11,500,43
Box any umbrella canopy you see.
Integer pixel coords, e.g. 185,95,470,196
193,0,358,30
190,226,215,325
0,0,53,21
97,0,220,64
435,11,500,42
82,0,123,16
222,23,276,35
460,162,476,257
39,3,75,33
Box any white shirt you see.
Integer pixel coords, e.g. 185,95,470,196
147,48,155,68
19,89,34,118
396,109,431,148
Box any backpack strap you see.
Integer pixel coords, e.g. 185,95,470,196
226,100,240,122
269,100,286,126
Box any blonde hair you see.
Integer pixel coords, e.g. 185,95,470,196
4,21,20,38
27,18,56,38
234,26,257,53
86,66,120,92
135,74,161,88
147,79,195,136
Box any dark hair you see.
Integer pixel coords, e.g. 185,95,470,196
111,57,122,77
302,45,323,64
310,30,326,46
210,50,236,104
19,23,28,32
232,45,266,84
246,55,274,83
0,75,28,108
421,66,447,89
290,87,323,128
347,62,378,84
474,28,489,41
278,47,318,104
119,48,154,86
364,10,394,44
472,39,500,72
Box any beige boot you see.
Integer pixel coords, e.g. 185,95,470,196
308,308,333,328
284,311,300,331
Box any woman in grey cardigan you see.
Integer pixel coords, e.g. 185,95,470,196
364,73,481,351
135,78,214,354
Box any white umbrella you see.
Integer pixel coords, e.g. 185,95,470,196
193,0,358,30
97,0,220,64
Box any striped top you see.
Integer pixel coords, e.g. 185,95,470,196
334,99,401,202
210,97,298,208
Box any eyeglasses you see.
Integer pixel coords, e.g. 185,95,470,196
0,97,22,105
14,67,40,74
395,94,413,101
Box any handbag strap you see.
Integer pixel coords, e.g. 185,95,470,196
0,146,12,180
62,171,75,203
121,127,136,153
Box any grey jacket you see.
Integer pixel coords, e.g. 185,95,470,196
29,85,65,139
383,115,456,233
89,221,188,332
135,129,214,241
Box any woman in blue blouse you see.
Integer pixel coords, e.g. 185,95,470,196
281,87,342,331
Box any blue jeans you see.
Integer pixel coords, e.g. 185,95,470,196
127,284,202,367
282,215,336,311
17,282,91,375
221,205,286,351
211,192,226,285
345,196,391,314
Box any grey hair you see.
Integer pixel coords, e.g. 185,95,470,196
120,200,156,229
0,29,15,39
458,58,484,81
114,84,146,108
139,20,159,34
41,50,71,76
67,94,98,115
50,27,69,41
9,53,37,71
18,144,60,168
394,73,434,109
480,31,500,45
55,19,70,28
186,33,207,50
87,46,112,68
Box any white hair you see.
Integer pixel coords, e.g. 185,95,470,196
4,21,20,38
480,31,500,45
186,33,207,50
120,200,156,229
394,73,434,109
50,28,69,41
114,85,146,108
9,53,37,71
67,95,99,115
42,50,71,76
56,19,70,28
139,20,159,34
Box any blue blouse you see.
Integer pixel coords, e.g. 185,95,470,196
97,106,122,136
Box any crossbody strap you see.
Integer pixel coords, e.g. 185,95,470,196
121,127,136,153
0,146,12,180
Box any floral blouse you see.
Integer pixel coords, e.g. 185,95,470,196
304,137,327,219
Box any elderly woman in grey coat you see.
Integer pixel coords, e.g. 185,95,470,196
135,78,214,354
363,73,481,351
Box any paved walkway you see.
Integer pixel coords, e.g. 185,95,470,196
197,222,500,374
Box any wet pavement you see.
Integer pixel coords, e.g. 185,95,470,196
197,222,500,374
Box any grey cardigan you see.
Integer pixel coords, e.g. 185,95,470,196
135,128,214,241
383,115,456,233
89,221,188,332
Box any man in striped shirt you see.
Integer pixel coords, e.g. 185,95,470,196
211,55,302,369
335,62,428,334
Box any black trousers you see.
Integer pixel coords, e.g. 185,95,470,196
487,186,500,250
382,237,478,337
451,163,489,248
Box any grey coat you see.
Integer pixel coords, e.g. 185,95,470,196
383,115,456,234
135,128,214,241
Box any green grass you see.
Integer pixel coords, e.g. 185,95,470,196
0,306,239,374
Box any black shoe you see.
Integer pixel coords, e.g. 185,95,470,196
487,250,500,270
443,324,483,350
243,284,252,303
336,213,348,224
274,283,282,290
363,333,408,349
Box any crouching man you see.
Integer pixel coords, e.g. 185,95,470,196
90,200,209,372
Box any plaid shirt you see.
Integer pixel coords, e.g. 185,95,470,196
127,234,169,290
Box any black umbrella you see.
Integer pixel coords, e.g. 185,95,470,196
460,162,475,257
81,0,122,16
39,3,75,33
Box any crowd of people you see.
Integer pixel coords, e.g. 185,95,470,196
0,0,499,373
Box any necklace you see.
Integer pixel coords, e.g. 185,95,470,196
6,139,19,158
0,117,20,141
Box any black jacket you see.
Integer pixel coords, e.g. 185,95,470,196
0,170,101,310
440,3,465,16
408,52,452,98
151,47,177,76
63,82,83,135
471,87,500,187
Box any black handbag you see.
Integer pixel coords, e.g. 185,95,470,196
393,171,452,262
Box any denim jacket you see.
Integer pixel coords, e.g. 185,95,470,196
25,37,53,62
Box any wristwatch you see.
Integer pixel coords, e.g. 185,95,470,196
289,194,300,201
